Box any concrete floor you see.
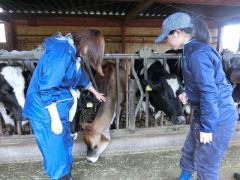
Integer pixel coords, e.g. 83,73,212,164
0,144,239,180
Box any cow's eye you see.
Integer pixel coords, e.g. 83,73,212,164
93,145,98,149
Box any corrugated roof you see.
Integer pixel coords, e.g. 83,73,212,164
0,0,239,24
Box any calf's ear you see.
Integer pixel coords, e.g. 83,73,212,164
96,65,104,76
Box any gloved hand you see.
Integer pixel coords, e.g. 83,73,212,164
200,132,212,144
47,103,63,135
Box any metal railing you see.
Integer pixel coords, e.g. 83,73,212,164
1,48,239,136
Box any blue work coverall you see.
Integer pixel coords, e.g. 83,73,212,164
180,39,238,180
23,35,91,179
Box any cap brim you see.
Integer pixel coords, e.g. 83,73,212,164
155,31,168,43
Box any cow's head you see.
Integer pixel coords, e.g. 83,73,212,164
222,49,240,84
0,68,24,121
134,58,185,125
144,75,185,125
83,124,110,163
229,57,240,84
0,65,28,134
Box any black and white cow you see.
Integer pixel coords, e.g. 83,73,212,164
0,63,31,135
222,49,240,85
222,49,240,119
134,56,186,125
165,49,183,83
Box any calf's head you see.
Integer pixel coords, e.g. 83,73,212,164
83,124,110,163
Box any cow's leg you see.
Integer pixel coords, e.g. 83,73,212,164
21,121,30,135
0,117,3,136
0,103,15,135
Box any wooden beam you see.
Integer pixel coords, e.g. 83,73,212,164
124,0,155,24
210,8,240,22
1,14,218,28
11,15,123,27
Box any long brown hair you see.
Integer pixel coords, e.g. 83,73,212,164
72,29,105,75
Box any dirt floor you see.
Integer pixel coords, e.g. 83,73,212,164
0,144,239,180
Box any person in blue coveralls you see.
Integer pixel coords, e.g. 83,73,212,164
23,29,106,180
155,12,238,180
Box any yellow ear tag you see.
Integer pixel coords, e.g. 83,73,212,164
86,102,93,108
146,85,152,91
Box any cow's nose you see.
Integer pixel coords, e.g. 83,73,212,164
87,148,97,157
175,116,186,125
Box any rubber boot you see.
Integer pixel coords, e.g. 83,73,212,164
234,173,240,180
56,173,71,180
178,170,192,180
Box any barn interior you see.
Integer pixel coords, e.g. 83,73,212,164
0,0,240,53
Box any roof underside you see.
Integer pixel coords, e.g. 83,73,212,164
0,0,240,25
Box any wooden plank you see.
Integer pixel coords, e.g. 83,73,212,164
210,8,240,21
6,15,218,28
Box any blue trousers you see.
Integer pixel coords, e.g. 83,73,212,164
180,119,237,180
30,119,73,179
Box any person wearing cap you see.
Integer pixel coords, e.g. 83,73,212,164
155,12,237,180
22,29,106,180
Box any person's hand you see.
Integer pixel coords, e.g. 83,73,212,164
200,132,212,144
87,86,106,102
47,103,63,134
51,118,63,135
178,92,188,105
95,92,106,102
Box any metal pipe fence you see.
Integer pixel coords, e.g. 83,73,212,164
0,48,240,136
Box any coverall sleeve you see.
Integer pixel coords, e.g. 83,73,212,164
38,41,73,107
189,50,219,132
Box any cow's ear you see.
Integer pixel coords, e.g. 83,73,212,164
96,65,104,76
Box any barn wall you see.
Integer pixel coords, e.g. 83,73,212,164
14,25,218,53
